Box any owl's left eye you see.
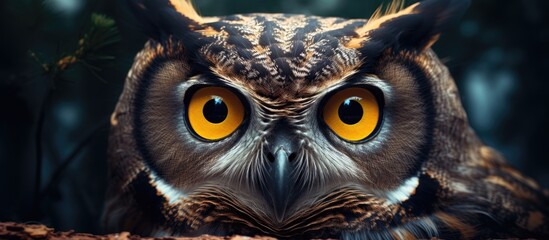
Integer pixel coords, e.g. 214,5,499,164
322,87,382,142
186,86,245,141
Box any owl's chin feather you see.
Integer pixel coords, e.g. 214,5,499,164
107,168,483,239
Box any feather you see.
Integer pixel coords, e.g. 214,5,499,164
368,0,407,24
124,0,203,40
347,0,471,52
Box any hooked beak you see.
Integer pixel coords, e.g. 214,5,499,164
269,147,293,222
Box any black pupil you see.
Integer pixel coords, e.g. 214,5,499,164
338,99,363,125
203,98,228,123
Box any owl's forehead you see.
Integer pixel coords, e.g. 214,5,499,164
195,14,367,98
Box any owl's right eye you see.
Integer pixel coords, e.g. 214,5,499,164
186,86,245,141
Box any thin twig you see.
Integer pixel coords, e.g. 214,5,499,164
39,119,110,202
30,84,53,220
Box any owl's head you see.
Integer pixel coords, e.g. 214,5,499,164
107,0,476,238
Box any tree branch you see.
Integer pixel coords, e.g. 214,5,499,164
0,222,275,240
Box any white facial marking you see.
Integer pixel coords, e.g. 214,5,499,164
149,171,187,205
384,175,419,204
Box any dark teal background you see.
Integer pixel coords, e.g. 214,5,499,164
1,0,548,234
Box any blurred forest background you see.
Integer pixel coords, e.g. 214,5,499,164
1,0,548,234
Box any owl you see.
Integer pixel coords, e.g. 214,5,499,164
104,0,549,239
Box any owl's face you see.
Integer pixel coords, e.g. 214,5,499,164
106,0,549,239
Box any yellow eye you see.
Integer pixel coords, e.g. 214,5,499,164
187,87,245,141
322,87,381,142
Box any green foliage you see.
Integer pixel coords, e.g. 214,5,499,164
84,13,120,59
30,13,120,83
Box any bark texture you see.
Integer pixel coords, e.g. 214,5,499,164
0,222,275,240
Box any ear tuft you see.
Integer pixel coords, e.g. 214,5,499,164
125,0,203,40
348,0,470,53
167,0,202,23
369,0,407,24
